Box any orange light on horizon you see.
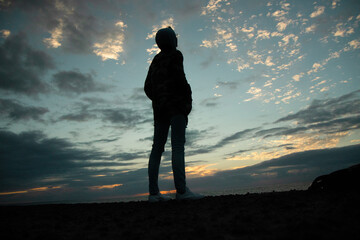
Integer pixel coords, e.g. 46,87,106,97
0,186,62,196
134,189,177,197
185,164,218,178
32,186,62,191
0,190,28,196
89,183,123,190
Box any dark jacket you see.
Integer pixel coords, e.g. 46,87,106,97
144,49,192,123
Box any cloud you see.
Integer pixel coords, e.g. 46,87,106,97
276,21,288,32
9,0,127,60
310,6,325,18
112,151,147,162
200,39,218,48
279,34,298,47
200,96,221,107
59,111,97,122
0,130,117,191
244,87,264,102
216,27,237,52
0,129,148,201
331,0,340,9
200,52,216,68
0,29,11,38
129,88,148,102
200,26,237,52
201,0,226,16
305,24,317,33
185,127,260,157
222,90,360,162
3,131,359,203
52,70,107,94
40,2,100,53
270,4,292,32
146,17,176,58
307,49,343,75
348,39,360,49
333,23,355,37
246,90,360,148
146,17,175,40
93,21,127,61
0,33,55,96
213,127,259,150
275,90,360,125
272,10,287,18
43,18,64,48
55,96,151,127
0,99,48,122
215,81,239,90
256,29,271,39
189,144,360,192
100,108,146,125
292,73,304,82
264,56,275,66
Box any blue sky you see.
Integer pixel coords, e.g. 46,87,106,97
1,0,360,204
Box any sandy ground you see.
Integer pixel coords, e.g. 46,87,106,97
1,189,359,240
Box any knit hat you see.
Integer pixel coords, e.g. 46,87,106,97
155,26,177,51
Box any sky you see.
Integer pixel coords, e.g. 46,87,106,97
0,0,360,204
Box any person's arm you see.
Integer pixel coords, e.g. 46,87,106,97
144,65,153,100
175,51,192,114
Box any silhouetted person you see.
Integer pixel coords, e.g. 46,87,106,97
145,27,204,202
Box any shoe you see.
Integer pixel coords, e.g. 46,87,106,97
176,187,204,201
148,193,171,203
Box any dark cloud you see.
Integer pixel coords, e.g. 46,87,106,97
0,130,136,192
0,33,54,96
56,101,97,122
216,81,239,89
192,91,360,158
186,127,260,157
81,97,108,105
55,100,152,128
129,88,148,102
188,144,360,192
241,90,360,139
189,89,360,156
79,137,119,145
200,97,221,107
52,70,107,94
0,129,149,204
225,143,296,160
275,90,360,124
268,116,360,138
112,152,147,161
215,128,259,149
186,128,214,147
59,112,97,122
6,0,126,54
100,108,149,126
200,53,216,68
100,108,138,124
310,115,360,134
254,127,289,138
0,98,48,122
2,128,359,204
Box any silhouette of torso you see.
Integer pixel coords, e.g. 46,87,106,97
145,49,192,122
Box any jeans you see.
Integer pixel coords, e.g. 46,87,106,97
148,114,187,195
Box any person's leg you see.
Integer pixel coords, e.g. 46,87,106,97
148,120,170,195
170,115,187,194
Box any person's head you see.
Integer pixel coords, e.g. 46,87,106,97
155,26,177,51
